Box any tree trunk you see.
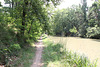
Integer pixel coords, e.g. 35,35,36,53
21,0,28,35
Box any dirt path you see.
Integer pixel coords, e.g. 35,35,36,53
31,39,44,67
50,37,100,67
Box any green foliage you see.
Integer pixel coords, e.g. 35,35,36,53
0,22,21,64
10,44,21,51
43,40,66,67
69,27,77,33
64,52,97,67
6,46,35,67
42,34,48,39
52,1,100,38
43,39,97,67
87,1,100,38
0,0,62,65
52,5,84,36
0,2,2,6
82,0,87,21
86,25,100,38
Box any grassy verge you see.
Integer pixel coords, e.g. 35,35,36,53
42,38,97,67
7,45,35,67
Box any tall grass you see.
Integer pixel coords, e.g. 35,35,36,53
42,39,97,67
6,45,35,67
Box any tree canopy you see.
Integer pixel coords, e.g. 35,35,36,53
0,0,62,65
52,0,100,38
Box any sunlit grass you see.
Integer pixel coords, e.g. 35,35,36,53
42,38,97,67
8,46,35,67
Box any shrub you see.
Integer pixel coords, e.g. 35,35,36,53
86,25,100,39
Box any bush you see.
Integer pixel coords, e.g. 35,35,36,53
86,25,100,39
0,24,21,65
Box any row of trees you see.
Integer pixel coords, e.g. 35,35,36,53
0,0,62,65
52,0,100,38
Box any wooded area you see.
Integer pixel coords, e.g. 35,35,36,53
0,0,61,66
0,0,100,66
52,0,100,38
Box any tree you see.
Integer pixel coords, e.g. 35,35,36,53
52,5,84,36
86,1,100,38
82,0,87,22
0,0,62,65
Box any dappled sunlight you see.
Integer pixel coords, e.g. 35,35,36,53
47,61,62,67
0,0,100,66
31,40,44,67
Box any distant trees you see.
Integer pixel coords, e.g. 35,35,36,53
52,1,100,38
87,1,100,38
52,5,84,36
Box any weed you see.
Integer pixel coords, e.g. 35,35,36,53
42,39,97,67
7,46,35,67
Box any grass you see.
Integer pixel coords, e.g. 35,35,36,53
7,45,35,67
42,38,97,67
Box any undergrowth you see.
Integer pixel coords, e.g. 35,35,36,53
7,45,35,67
0,23,36,66
42,38,97,67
